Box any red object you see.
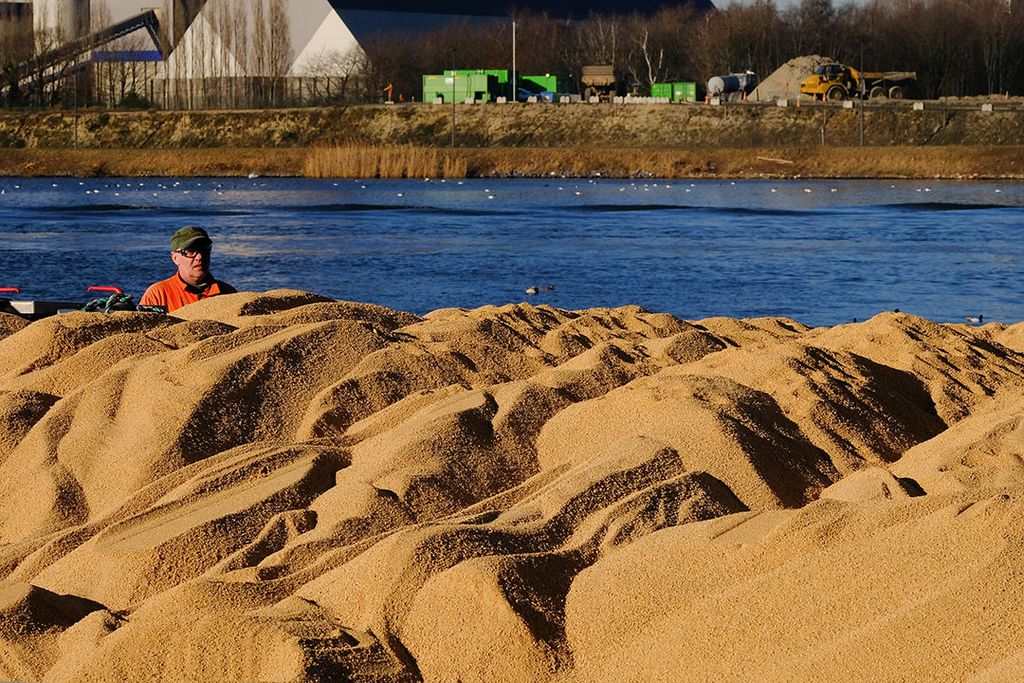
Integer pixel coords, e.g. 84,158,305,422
0,287,20,294
87,286,124,294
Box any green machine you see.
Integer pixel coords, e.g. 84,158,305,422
423,70,560,102
422,71,484,103
423,69,509,103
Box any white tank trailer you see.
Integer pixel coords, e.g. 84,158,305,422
707,71,758,100
31,0,90,41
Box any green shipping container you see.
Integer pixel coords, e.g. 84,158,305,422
519,74,557,94
651,82,672,99
673,82,697,103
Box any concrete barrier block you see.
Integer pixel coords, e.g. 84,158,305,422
432,97,443,105
775,98,788,107
842,100,854,109
463,98,474,105
527,96,537,103
588,96,600,103
982,103,994,112
496,96,507,104
913,101,925,110
613,96,625,104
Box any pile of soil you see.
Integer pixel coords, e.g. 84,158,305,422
752,54,835,102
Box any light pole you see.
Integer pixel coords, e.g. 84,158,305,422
73,65,78,149
511,20,516,103
858,43,865,147
450,48,456,148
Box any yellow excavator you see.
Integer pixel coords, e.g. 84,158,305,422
800,63,916,101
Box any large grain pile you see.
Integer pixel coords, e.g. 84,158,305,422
1,290,1023,682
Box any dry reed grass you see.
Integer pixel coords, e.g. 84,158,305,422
0,146,1019,180
0,148,305,177
304,145,467,179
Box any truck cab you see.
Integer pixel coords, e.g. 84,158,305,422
801,63,860,101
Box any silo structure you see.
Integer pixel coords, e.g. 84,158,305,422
32,0,89,41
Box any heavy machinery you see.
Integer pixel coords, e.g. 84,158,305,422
581,65,616,102
800,63,916,101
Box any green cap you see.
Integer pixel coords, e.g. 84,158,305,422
170,226,212,252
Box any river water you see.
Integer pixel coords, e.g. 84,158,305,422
1,176,1021,327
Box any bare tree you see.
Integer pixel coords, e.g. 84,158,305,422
975,0,1024,94
631,25,667,91
301,46,365,103
268,0,291,104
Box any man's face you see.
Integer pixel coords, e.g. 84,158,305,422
171,245,211,286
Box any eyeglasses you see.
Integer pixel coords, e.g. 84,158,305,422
176,248,210,259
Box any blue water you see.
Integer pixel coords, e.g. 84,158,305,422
1,177,1022,327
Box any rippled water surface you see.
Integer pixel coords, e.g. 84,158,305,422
1,177,1022,327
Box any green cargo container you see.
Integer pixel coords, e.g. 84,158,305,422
673,82,697,103
651,82,672,99
519,74,557,94
651,81,698,102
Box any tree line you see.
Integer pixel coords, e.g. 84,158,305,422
2,0,1023,108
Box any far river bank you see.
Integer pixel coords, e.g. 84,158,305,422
1,145,1022,180
0,103,1022,179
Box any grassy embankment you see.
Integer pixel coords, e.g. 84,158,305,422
0,104,1022,179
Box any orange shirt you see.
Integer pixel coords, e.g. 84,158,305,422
139,275,236,313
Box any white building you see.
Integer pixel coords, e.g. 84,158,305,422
161,0,360,79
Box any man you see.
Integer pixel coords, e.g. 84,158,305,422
140,226,236,313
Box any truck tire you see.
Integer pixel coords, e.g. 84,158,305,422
869,86,886,99
825,85,846,101
888,85,905,99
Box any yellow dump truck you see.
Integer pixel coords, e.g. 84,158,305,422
800,63,916,101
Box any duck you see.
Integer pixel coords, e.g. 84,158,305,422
525,287,539,295
964,315,983,324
